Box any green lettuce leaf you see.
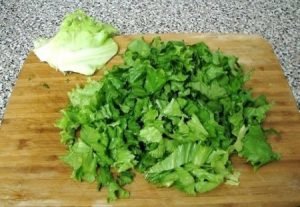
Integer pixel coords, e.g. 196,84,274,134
241,125,280,169
61,139,97,183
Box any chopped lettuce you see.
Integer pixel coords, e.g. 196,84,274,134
241,125,280,169
57,37,280,201
34,10,118,75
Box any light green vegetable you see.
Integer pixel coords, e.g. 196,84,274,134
34,10,118,75
147,143,213,174
241,125,280,169
57,37,280,201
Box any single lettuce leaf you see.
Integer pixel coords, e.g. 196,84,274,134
145,67,167,94
192,169,224,193
233,125,248,152
68,79,103,108
163,98,183,117
112,148,137,172
147,143,213,174
241,125,280,169
61,139,97,183
127,38,151,58
139,126,163,143
149,140,166,158
33,10,118,75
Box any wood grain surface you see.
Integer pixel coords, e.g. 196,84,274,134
0,34,299,207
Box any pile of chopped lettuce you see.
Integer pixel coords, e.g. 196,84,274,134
34,10,118,75
57,37,280,202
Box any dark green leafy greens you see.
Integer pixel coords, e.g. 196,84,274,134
57,37,280,201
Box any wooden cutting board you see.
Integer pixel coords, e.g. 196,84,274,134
0,34,299,207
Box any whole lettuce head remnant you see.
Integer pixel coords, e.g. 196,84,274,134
33,10,118,75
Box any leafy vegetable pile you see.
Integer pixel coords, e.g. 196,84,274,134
57,37,279,201
34,10,118,75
